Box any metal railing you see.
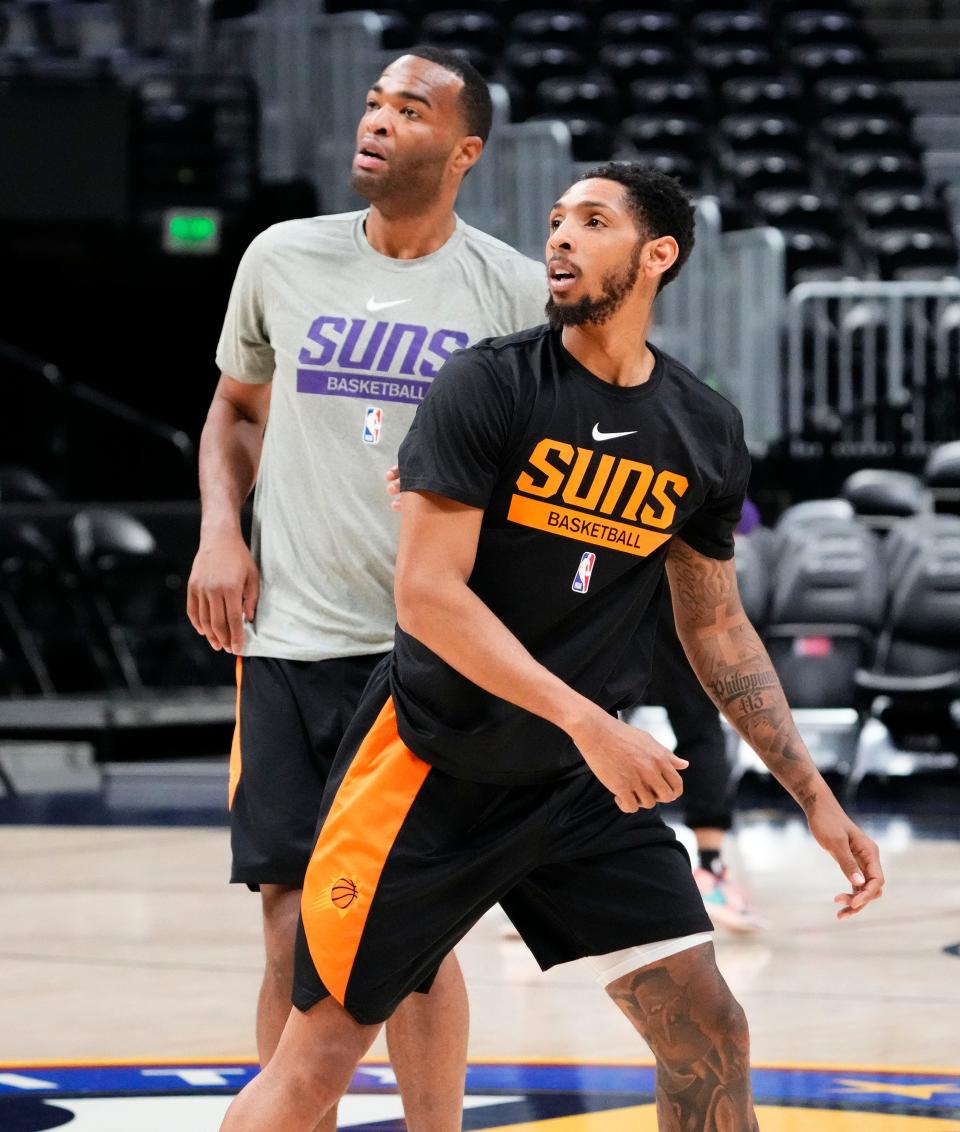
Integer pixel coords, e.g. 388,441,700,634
786,279,960,455
650,197,723,383
712,227,788,449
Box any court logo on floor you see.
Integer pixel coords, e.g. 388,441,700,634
1,1060,959,1130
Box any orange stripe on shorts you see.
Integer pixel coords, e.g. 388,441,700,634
227,657,242,810
301,695,430,1007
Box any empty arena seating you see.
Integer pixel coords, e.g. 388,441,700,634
292,0,960,281
850,515,960,785
924,441,960,514
0,520,115,695
842,469,927,525
71,509,232,690
766,518,886,709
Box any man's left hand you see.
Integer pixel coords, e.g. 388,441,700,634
807,803,884,919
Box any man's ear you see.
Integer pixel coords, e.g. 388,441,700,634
451,135,484,177
643,235,680,283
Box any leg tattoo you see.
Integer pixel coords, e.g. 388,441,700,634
607,945,758,1132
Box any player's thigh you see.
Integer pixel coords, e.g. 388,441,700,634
297,732,548,1024
230,656,383,887
501,772,712,969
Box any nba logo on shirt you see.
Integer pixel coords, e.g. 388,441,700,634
363,406,383,445
572,551,596,593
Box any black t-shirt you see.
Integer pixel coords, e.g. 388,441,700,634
394,325,750,784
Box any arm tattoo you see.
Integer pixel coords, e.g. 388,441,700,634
665,539,820,811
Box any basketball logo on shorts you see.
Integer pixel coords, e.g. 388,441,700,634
313,873,361,918
331,876,359,910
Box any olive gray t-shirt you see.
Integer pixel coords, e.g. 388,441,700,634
215,210,547,660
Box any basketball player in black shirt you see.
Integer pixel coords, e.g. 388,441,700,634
220,164,883,1132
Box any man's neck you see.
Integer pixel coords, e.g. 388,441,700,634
363,201,458,260
560,301,657,387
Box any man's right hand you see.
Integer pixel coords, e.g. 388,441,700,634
186,530,260,654
569,708,688,812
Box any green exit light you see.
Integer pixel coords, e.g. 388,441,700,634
162,208,222,255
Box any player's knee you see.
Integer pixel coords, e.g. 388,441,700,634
284,1054,342,1111
260,886,300,983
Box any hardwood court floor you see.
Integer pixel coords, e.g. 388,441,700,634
1,810,958,1071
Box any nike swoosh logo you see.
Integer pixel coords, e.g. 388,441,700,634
592,425,638,442
366,297,412,312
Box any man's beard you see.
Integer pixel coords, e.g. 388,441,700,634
546,245,643,329
350,150,447,208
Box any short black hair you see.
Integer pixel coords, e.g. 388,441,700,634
405,44,493,144
577,162,696,291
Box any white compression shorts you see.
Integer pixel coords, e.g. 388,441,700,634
587,932,715,987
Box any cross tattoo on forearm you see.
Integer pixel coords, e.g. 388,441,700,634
694,605,743,666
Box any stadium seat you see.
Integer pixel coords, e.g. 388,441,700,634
859,225,959,280
504,42,587,88
818,112,914,154
0,466,57,503
789,43,874,83
439,42,496,76
71,509,231,689
598,43,683,86
419,10,504,53
325,0,419,12
765,520,886,709
734,529,772,630
535,75,617,121
924,440,960,515
599,10,680,47
691,10,769,44
851,516,960,789
780,9,864,46
782,229,844,280
721,76,803,118
629,77,708,118
610,145,701,188
619,114,705,158
372,10,418,50
753,188,840,234
768,0,858,13
723,149,808,193
774,498,855,538
832,150,925,193
528,112,613,160
718,112,804,152
510,9,593,48
696,43,777,83
814,77,908,119
842,469,927,527
855,190,950,230
0,519,114,694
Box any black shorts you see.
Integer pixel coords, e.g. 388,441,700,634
293,667,711,1025
228,652,388,889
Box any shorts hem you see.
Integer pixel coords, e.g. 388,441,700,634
230,869,306,889
293,985,390,1027
536,913,714,972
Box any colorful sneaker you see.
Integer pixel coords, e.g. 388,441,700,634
694,867,767,933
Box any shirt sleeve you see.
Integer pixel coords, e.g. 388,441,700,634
677,412,751,561
215,232,275,384
399,346,514,511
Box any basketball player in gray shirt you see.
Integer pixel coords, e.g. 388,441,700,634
186,46,545,1132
